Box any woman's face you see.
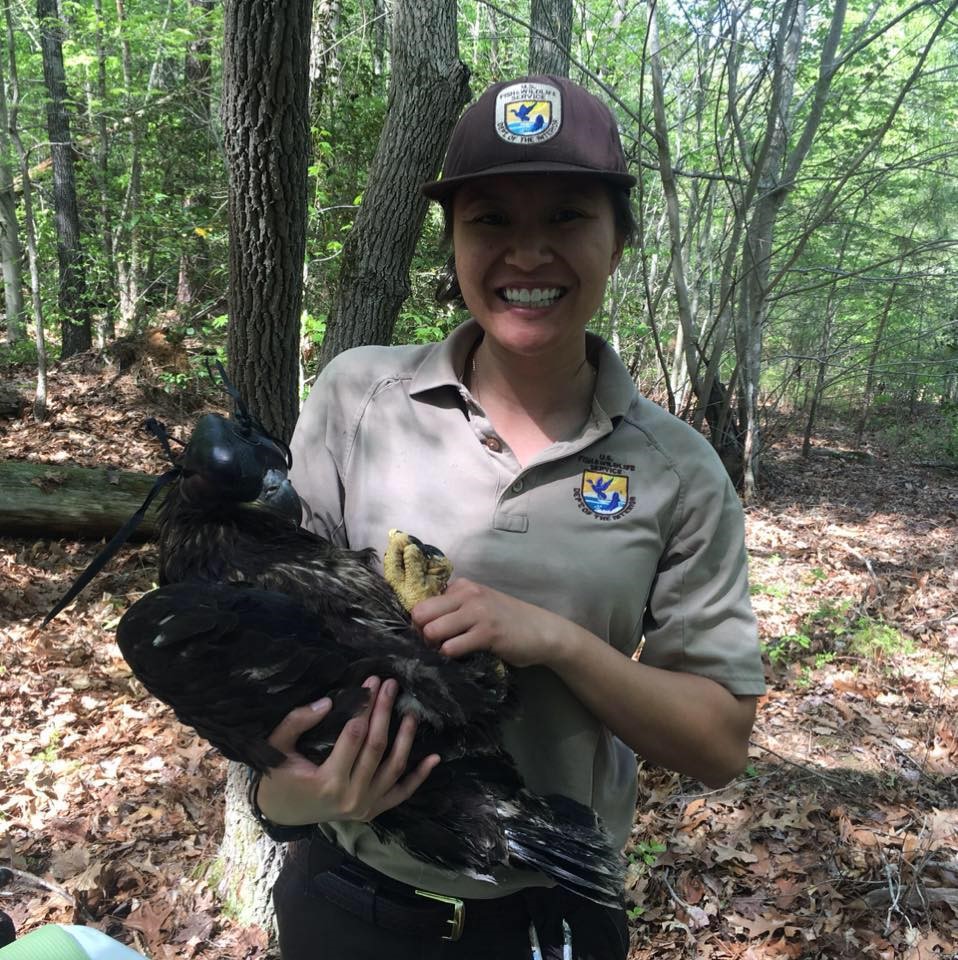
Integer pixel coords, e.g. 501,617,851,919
451,174,623,362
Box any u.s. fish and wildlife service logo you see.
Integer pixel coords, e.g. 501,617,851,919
580,470,630,517
495,82,562,145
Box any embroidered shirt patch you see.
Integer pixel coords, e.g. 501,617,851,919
579,470,629,517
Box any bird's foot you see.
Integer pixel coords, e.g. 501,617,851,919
384,529,453,612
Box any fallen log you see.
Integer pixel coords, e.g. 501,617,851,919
0,460,165,540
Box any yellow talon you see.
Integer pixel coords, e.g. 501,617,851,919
384,529,453,612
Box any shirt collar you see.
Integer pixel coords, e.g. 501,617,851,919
588,331,638,422
409,317,636,422
409,319,481,396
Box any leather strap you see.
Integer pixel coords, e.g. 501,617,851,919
307,838,530,943
312,863,463,939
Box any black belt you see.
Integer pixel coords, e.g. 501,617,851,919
307,836,531,943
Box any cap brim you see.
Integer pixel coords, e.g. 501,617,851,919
421,162,636,202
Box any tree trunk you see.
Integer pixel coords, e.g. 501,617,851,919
737,0,809,500
800,217,859,457
6,0,47,419
528,0,571,76
308,0,341,135
855,274,900,446
371,0,387,77
0,459,164,539
219,0,313,933
802,295,835,459
37,0,91,359
0,42,23,345
222,0,312,446
176,0,215,313
648,3,699,413
114,0,145,331
89,0,116,345
318,0,469,367
487,5,501,78
216,763,283,943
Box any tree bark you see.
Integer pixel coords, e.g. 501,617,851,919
371,0,387,77
855,271,901,446
215,764,283,942
647,4,698,412
0,40,23,345
736,0,810,500
89,0,116,345
6,0,47,419
176,0,215,313
113,0,150,332
37,0,91,359
176,0,213,314
318,0,469,367
220,0,314,934
0,460,163,539
529,0,572,77
222,0,313,445
308,0,341,129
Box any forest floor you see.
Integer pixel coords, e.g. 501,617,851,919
0,361,956,960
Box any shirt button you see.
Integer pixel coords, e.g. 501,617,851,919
484,436,503,453
511,479,524,493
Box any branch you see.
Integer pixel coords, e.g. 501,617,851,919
475,0,645,130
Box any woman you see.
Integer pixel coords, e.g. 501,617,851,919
255,75,765,959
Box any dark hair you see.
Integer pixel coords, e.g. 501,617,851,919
434,183,637,307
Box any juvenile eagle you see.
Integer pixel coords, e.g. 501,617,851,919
47,387,624,906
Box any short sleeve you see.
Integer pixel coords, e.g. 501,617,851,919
639,453,765,696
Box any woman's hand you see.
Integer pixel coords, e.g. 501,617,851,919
411,578,568,668
255,677,439,827
413,579,756,787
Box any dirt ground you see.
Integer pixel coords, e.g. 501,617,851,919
1,363,956,959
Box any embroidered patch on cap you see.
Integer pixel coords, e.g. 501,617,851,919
496,81,562,145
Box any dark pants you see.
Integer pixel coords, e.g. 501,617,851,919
273,839,630,960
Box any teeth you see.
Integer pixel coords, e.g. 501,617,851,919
501,287,563,305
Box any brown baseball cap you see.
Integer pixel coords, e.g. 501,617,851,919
422,75,635,202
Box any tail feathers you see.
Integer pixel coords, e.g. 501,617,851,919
503,794,625,908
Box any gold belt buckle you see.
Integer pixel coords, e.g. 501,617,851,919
414,888,465,941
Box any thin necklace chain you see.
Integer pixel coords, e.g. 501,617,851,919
470,347,595,407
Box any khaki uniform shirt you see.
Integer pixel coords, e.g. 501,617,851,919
289,318,765,898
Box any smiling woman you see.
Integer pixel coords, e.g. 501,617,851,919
257,74,766,960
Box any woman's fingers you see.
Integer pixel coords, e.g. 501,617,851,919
260,676,438,824
266,696,333,754
370,710,417,790
378,751,441,813
348,678,397,788
323,676,380,773
419,608,477,649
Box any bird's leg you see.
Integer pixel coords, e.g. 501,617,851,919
383,529,454,612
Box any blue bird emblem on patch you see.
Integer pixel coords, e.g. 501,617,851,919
581,471,629,516
505,99,552,138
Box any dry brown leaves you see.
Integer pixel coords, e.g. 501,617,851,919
2,370,956,959
626,427,957,959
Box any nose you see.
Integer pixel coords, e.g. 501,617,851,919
504,225,554,271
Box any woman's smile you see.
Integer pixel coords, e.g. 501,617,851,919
497,285,567,308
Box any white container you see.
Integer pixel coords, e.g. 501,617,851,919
0,924,149,960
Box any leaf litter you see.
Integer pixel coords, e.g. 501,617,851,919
1,368,956,959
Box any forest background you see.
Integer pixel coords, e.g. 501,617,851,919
0,0,956,958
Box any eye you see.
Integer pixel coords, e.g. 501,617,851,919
552,208,586,224
468,211,508,226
